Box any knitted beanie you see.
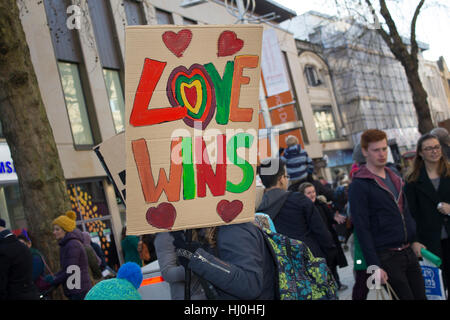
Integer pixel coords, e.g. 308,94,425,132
52,210,77,232
84,262,143,300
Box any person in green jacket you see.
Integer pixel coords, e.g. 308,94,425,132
121,226,142,267
352,232,369,300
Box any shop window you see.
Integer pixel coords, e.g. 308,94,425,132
0,184,25,231
67,180,120,270
313,106,338,141
57,62,94,146
103,69,125,133
305,65,322,87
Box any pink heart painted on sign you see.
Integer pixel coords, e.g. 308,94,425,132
146,202,177,230
162,29,193,58
216,199,243,223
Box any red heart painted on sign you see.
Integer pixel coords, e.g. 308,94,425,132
183,85,198,109
162,29,193,58
146,202,177,230
217,30,244,57
216,199,243,223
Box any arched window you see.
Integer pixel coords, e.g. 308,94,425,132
304,65,322,87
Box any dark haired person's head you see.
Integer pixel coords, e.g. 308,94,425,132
406,133,450,182
258,158,287,190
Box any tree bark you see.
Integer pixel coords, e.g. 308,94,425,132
0,0,71,299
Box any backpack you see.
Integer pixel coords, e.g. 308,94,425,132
254,213,338,300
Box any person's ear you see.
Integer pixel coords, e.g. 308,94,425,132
361,147,368,157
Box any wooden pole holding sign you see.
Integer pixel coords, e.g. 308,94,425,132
125,25,263,236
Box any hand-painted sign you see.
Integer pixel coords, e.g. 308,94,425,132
125,25,263,235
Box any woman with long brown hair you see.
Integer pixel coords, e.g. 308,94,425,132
405,133,450,298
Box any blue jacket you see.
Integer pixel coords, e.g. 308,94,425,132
348,165,417,268
188,223,276,300
280,144,314,181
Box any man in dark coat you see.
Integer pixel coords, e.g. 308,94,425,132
349,129,426,300
0,219,39,300
257,158,336,262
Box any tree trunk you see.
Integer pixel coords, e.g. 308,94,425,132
374,0,434,134
402,61,434,134
0,0,71,299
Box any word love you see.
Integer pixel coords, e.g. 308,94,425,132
129,55,259,130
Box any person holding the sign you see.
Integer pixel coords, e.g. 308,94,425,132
172,222,276,300
404,133,450,298
154,231,207,300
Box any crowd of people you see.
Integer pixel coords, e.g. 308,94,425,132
1,127,449,300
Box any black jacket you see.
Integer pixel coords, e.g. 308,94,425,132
314,200,348,268
348,165,417,268
405,166,450,258
189,222,276,300
257,188,336,260
0,230,39,300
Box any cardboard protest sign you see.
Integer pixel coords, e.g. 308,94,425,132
125,25,263,235
93,132,126,204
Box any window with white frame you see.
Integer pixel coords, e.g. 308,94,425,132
312,105,337,141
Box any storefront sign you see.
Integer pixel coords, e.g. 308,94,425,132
125,25,262,235
0,143,18,183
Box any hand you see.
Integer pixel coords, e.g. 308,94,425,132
378,268,388,285
172,231,202,269
334,213,346,224
411,242,426,258
437,202,450,215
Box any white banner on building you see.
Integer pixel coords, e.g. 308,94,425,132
261,28,290,97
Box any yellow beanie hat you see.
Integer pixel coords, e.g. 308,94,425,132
53,210,77,232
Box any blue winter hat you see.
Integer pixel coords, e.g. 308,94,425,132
0,219,5,228
117,262,143,289
84,262,143,300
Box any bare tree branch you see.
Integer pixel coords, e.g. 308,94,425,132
410,0,425,58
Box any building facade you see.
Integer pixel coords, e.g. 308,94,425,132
1,0,335,268
281,11,450,171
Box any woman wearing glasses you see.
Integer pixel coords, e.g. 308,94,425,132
405,133,450,298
